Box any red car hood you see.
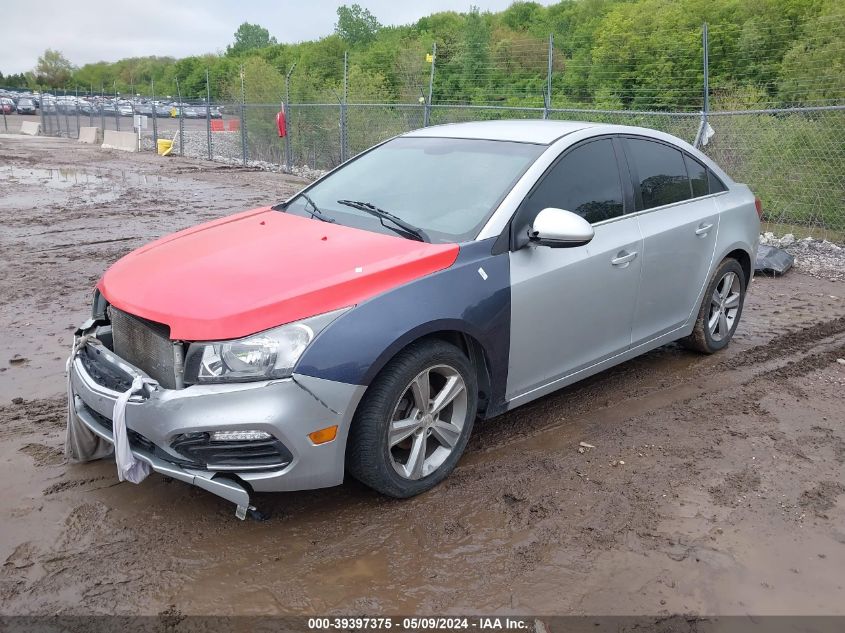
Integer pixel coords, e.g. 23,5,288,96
98,207,459,340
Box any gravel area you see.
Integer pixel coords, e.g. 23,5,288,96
760,232,845,283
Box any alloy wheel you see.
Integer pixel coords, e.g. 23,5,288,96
708,271,742,342
388,364,468,480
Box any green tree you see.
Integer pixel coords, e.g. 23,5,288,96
34,49,75,88
227,23,277,56
779,0,845,106
335,4,381,46
501,2,543,31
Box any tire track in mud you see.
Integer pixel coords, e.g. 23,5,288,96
721,314,845,370
471,313,845,455
428,319,845,606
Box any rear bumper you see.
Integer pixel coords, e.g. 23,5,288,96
68,330,366,510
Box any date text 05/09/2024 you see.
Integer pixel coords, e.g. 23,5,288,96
307,616,533,630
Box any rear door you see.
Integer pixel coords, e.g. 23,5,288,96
507,137,643,402
622,138,720,344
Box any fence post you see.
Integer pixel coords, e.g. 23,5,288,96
340,51,348,163
175,77,184,156
424,42,436,127
1,104,6,132
39,94,46,133
151,78,158,149
54,90,61,136
114,85,120,132
285,63,296,171
205,69,212,161
544,34,554,120
100,85,105,132
694,22,710,148
75,87,80,138
63,89,71,137
239,65,247,165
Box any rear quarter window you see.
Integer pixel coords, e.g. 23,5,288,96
684,155,709,197
708,170,728,193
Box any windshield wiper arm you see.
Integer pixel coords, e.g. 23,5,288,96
337,200,429,242
300,193,335,223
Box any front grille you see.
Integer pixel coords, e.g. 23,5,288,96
81,402,200,468
110,307,180,389
81,402,158,455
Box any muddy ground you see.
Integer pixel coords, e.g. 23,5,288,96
1,134,844,617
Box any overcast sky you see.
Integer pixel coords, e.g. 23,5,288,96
1,0,555,75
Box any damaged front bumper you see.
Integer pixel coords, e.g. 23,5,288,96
67,322,366,518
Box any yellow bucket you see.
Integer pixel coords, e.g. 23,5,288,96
157,139,173,156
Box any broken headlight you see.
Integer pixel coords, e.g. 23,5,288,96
183,308,348,384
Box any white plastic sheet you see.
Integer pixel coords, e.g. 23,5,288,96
112,375,152,484
65,336,113,463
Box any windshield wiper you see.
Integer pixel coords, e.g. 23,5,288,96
337,200,429,242
299,193,335,223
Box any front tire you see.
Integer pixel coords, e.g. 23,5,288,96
346,340,477,498
682,258,747,354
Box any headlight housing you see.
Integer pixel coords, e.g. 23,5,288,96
91,288,108,321
183,308,348,385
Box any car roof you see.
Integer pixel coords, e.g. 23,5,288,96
404,119,600,145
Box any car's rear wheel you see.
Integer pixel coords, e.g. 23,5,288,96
682,258,747,354
346,340,477,498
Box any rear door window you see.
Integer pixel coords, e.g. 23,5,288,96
626,138,692,210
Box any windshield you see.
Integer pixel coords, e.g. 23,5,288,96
280,136,543,243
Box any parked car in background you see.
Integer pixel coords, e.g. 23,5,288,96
15,97,36,114
118,103,134,117
67,121,760,518
134,103,153,116
57,98,78,114
209,107,223,119
0,98,16,114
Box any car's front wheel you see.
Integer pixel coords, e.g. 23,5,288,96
346,340,477,498
682,257,747,354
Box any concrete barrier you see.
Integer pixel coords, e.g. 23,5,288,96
20,121,41,136
78,127,102,144
101,130,138,152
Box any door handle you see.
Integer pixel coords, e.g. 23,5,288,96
695,223,714,236
611,250,638,267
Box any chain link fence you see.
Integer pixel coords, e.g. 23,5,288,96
3,16,843,240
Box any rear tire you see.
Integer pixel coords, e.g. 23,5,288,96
681,258,747,354
346,340,477,498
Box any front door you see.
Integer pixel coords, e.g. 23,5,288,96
506,138,643,403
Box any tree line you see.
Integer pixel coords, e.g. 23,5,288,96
2,0,842,111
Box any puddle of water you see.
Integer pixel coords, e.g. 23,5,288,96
1,166,177,187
